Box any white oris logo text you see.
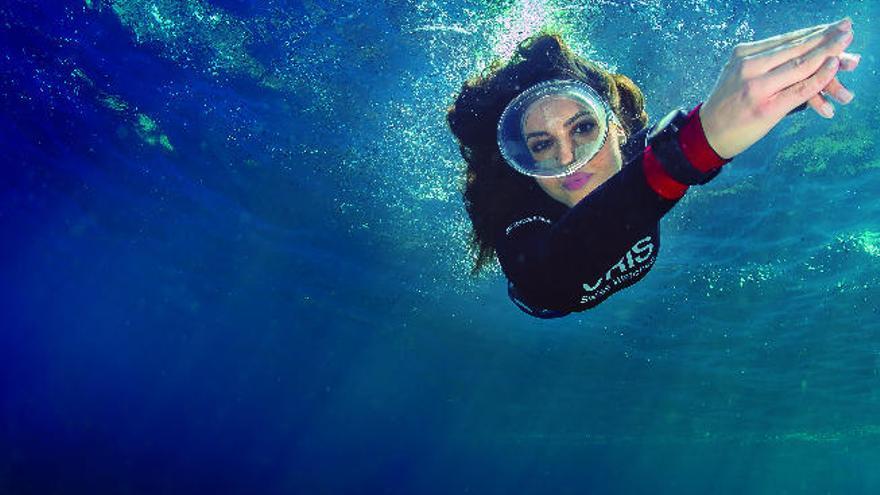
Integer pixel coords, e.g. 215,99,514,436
583,235,655,293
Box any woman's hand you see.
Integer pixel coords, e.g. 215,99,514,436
699,17,859,160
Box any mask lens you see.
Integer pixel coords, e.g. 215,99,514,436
498,80,613,178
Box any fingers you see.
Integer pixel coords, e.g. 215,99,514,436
807,94,833,118
734,17,850,58
755,27,853,99
822,77,855,105
839,52,861,71
741,22,851,78
777,51,858,119
806,76,855,118
767,56,841,119
807,92,835,119
734,25,824,58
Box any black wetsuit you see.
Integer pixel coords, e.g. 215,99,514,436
495,103,731,318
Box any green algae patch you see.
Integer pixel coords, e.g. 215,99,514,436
159,134,174,152
688,177,760,203
137,114,157,133
99,94,129,112
71,68,95,88
70,67,174,152
775,101,879,176
777,128,873,174
106,0,267,83
134,113,173,151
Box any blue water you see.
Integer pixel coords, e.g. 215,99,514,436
2,0,880,493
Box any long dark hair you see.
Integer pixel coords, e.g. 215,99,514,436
446,32,649,275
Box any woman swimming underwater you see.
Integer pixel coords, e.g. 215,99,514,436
447,17,860,318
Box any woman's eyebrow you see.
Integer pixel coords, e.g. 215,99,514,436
525,130,549,139
564,110,589,126
526,111,591,139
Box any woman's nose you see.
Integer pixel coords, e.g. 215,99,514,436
558,137,576,166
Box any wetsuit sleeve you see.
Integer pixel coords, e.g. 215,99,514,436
496,102,731,313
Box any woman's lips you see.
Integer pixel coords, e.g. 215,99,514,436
562,172,594,191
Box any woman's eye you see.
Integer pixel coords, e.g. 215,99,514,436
530,140,551,153
574,121,595,134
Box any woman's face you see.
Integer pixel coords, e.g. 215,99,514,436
523,96,624,208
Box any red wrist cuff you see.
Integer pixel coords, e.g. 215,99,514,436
643,146,688,200
642,102,731,200
679,103,732,173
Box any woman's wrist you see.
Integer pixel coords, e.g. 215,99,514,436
680,102,734,171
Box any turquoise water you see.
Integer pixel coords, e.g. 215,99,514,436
2,0,880,493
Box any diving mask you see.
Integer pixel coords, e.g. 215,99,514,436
497,79,620,178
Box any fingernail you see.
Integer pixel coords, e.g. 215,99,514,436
821,102,834,118
837,88,854,104
836,30,853,43
825,57,839,69
837,17,852,30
